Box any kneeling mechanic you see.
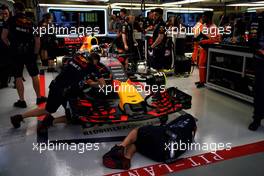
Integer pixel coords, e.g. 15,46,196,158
10,52,106,128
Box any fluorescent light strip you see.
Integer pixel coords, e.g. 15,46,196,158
253,1,264,3
111,3,163,7
70,0,109,2
111,6,212,12
39,3,107,8
111,1,203,7
47,7,108,36
248,6,264,10
247,10,257,13
167,10,204,13
111,3,181,7
227,3,264,7
111,8,154,15
166,7,213,11
164,0,205,5
111,6,155,10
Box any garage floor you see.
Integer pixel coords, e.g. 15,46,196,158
0,68,263,176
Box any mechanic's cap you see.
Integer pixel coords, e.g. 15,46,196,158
75,50,93,63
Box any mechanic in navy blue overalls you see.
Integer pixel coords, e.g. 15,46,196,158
10,52,106,129
115,9,135,71
149,8,167,70
248,11,264,131
1,2,47,107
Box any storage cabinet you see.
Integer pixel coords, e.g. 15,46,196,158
206,46,255,103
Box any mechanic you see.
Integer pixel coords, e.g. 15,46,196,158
150,8,167,70
0,5,10,89
10,52,106,129
115,13,135,70
119,9,135,70
248,10,264,131
195,11,220,88
144,9,155,32
103,114,196,170
1,2,47,107
192,15,203,65
33,52,109,128
91,49,111,78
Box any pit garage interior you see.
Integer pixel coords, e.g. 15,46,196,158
0,0,264,176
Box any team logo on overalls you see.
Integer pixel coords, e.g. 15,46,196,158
73,55,88,69
159,26,165,33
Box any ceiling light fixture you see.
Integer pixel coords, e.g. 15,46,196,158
39,3,107,8
227,3,264,7
247,6,264,10
163,0,205,5
166,7,213,11
253,1,264,3
70,0,109,2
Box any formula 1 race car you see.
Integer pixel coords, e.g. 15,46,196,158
64,56,192,128
58,35,192,128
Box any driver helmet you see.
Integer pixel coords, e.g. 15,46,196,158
90,45,101,54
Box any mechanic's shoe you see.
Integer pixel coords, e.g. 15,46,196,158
10,115,23,128
103,155,131,170
196,82,205,88
13,100,27,108
195,81,200,85
248,119,261,131
103,145,125,159
41,114,55,128
36,96,47,105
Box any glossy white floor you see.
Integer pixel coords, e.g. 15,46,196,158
0,68,263,176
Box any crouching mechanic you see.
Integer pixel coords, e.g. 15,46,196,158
10,52,106,128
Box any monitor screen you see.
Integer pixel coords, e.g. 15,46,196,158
49,9,106,35
167,12,201,27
